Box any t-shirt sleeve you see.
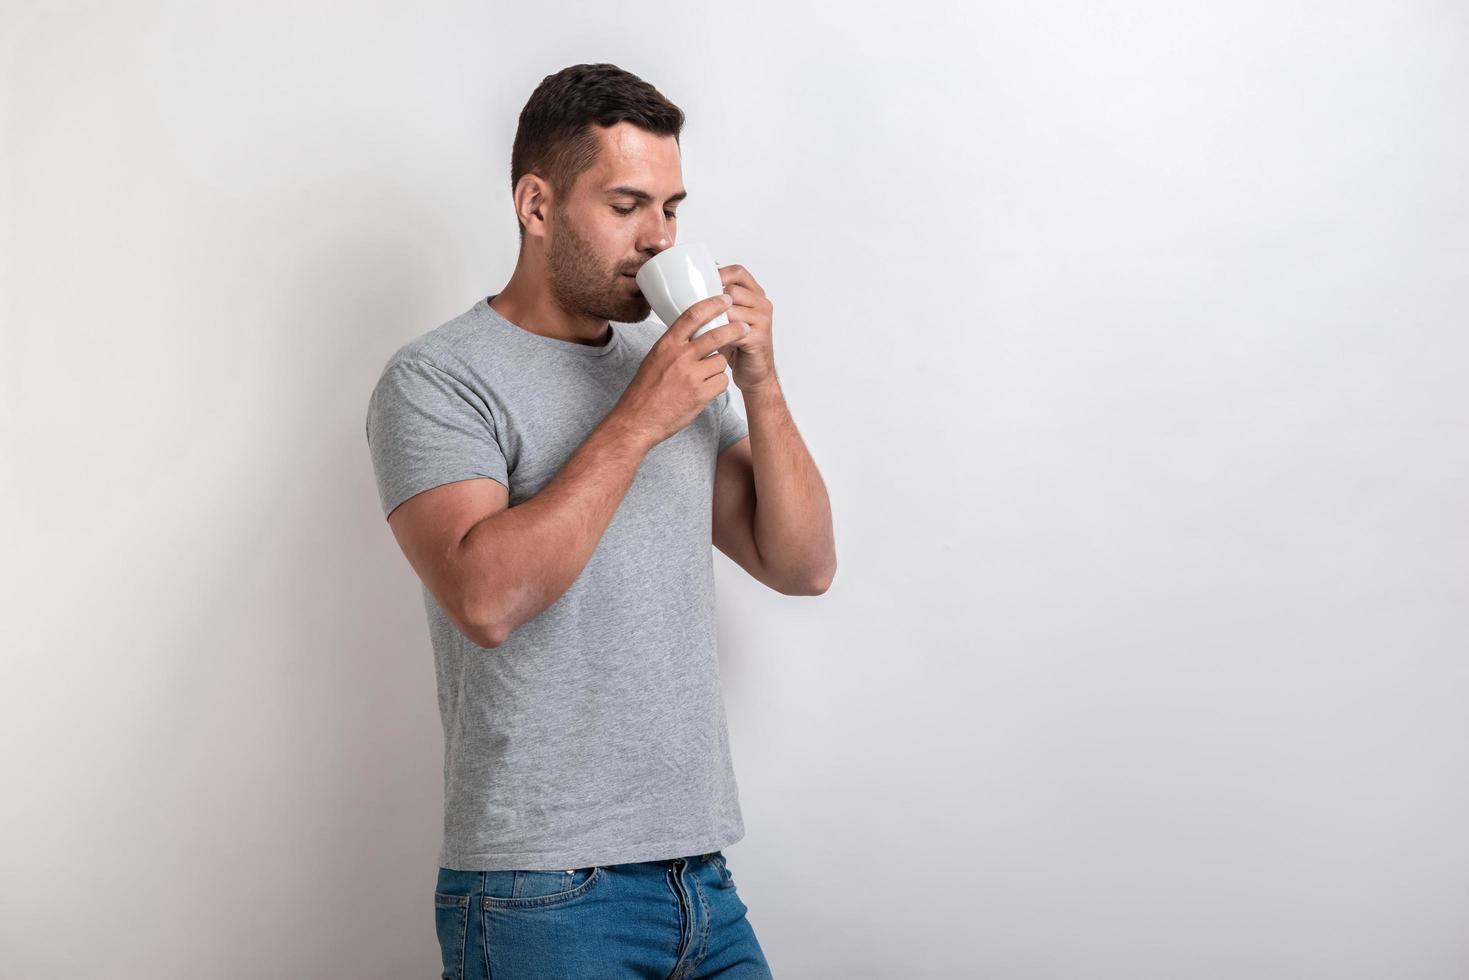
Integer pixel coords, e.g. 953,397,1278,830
714,387,749,455
365,355,509,518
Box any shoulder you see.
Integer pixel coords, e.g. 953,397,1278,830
373,302,500,389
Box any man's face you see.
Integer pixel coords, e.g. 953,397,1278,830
543,122,686,324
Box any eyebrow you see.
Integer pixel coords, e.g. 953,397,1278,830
604,185,688,204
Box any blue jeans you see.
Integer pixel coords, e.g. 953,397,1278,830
434,850,774,979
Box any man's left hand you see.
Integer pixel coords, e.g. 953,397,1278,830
714,263,777,393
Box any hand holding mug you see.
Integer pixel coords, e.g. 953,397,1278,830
614,293,750,447
711,262,777,394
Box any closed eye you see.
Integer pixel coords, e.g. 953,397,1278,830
612,205,677,219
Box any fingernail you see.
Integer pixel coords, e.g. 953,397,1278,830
721,294,732,305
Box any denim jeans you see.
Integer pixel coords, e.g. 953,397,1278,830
433,850,774,979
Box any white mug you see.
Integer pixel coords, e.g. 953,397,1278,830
634,242,728,341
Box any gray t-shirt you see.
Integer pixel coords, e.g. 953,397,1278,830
365,295,750,871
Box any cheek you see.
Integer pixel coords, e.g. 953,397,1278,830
587,220,630,260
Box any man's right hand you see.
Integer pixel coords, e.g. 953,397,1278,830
613,293,751,447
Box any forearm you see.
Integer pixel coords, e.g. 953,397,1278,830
743,379,837,592
458,411,652,644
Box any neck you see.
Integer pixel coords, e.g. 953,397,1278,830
489,265,612,347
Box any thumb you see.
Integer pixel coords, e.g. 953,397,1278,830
670,292,735,343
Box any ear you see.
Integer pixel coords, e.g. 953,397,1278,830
515,175,553,239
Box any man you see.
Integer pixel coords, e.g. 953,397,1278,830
365,62,835,979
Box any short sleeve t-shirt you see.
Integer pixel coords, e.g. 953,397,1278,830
365,295,750,871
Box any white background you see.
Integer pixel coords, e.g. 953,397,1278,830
3,1,1467,977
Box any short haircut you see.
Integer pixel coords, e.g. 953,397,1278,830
509,63,685,247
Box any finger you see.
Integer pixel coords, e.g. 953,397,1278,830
717,263,763,297
674,293,734,342
697,352,730,379
721,281,761,313
699,336,742,362
690,319,749,359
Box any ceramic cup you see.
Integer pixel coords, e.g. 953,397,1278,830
633,242,729,341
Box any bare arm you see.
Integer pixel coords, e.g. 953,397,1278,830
457,411,653,646
742,379,836,593
384,295,744,648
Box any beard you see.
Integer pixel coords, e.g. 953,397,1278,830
545,210,651,326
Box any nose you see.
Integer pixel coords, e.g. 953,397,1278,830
632,238,671,272
640,217,673,254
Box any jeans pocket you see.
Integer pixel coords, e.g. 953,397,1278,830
482,866,603,910
707,851,734,889
433,891,471,979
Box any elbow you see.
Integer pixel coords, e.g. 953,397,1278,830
458,575,540,648
456,589,508,649
466,620,507,648
785,562,836,596
457,609,506,648
469,606,510,648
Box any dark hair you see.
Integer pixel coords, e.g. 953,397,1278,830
510,63,685,247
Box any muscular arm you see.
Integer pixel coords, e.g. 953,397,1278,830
712,380,836,595
388,411,653,647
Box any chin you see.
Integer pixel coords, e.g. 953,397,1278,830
611,296,650,322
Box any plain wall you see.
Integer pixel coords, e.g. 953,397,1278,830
3,1,1466,977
